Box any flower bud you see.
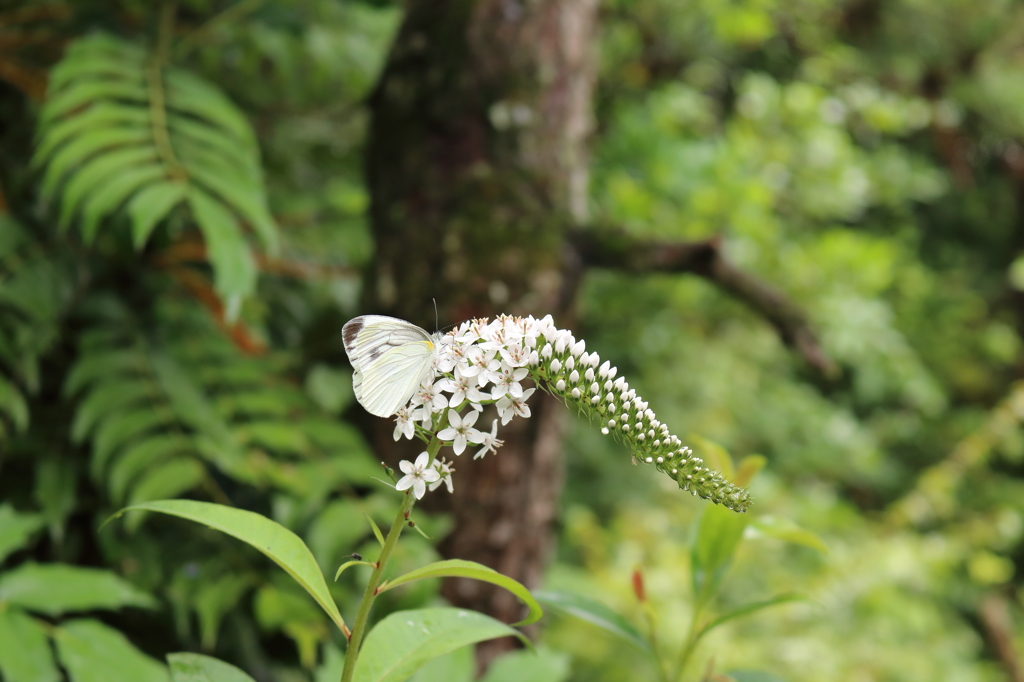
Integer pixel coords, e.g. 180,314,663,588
566,356,575,371
550,359,562,373
541,343,552,359
569,369,579,383
556,379,566,391
608,366,618,379
571,387,581,399
585,367,595,382
599,360,611,377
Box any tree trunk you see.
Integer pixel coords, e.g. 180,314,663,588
364,0,598,668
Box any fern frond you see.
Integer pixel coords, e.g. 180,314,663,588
35,33,279,314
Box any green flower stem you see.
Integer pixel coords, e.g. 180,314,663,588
340,433,443,682
672,604,704,682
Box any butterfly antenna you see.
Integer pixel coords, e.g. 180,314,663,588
433,298,439,333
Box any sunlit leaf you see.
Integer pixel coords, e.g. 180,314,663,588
0,563,157,616
533,589,649,652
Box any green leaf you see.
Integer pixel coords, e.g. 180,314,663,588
193,575,251,650
0,563,158,616
480,647,571,682
749,516,829,554
167,653,256,682
313,642,345,682
113,500,346,633
40,128,151,203
0,373,29,433
694,594,805,645
148,353,237,448
108,435,193,503
0,504,46,563
187,161,278,254
308,499,367,571
40,81,148,127
79,164,167,242
57,146,157,228
380,560,542,626
334,560,377,581
722,670,789,682
0,608,61,682
63,349,144,397
126,458,206,520
54,619,168,682
688,434,735,481
692,503,750,603
91,408,175,480
165,70,254,145
239,421,312,454
365,513,386,547
71,380,157,443
129,181,188,248
34,102,149,164
408,647,473,682
533,589,649,652
353,608,528,682
187,187,257,315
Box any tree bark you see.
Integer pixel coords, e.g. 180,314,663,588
364,0,599,668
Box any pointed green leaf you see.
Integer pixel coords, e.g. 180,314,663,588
0,373,29,433
187,187,257,313
0,608,61,682
379,559,542,626
108,435,193,503
692,503,749,602
129,181,188,248
91,408,175,480
0,504,46,563
694,593,805,645
126,458,205,512
167,653,256,682
187,162,278,254
365,513,386,547
80,164,166,242
34,103,149,165
0,563,157,616
533,589,649,652
334,560,376,581
353,608,528,682
58,148,159,230
408,646,472,682
193,575,251,650
40,128,150,203
165,70,253,144
64,348,145,397
168,114,259,177
71,380,157,443
113,500,346,633
40,80,148,127
54,619,168,682
749,516,829,554
148,352,234,444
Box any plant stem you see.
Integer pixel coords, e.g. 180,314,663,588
340,434,443,682
149,2,188,181
672,603,703,682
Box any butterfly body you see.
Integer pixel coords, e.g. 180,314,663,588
342,315,441,417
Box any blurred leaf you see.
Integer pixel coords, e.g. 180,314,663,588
0,563,157,616
378,559,542,626
733,455,766,487
115,500,346,633
722,671,789,682
54,619,168,682
407,648,473,682
0,608,61,682
313,642,345,682
480,647,571,682
0,505,45,563
695,594,805,644
167,653,256,682
692,504,749,603
748,517,828,554
306,364,354,414
193,575,251,650
534,589,649,652
688,434,734,480
353,608,528,682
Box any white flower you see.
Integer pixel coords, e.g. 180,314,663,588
474,419,505,459
460,346,496,382
429,457,455,493
439,368,488,408
437,409,483,455
496,387,536,425
393,407,416,441
490,364,529,399
396,452,440,499
498,343,531,367
412,379,448,413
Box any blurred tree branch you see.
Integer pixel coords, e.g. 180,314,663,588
571,229,838,379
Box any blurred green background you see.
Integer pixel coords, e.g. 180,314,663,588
1,0,1023,681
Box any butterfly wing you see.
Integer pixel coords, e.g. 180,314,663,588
343,316,436,417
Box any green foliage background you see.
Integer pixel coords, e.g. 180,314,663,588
1,1,1023,681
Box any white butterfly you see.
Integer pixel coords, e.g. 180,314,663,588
342,315,442,417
